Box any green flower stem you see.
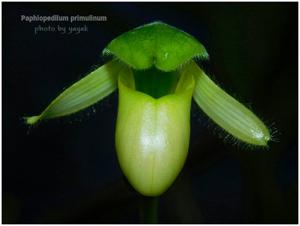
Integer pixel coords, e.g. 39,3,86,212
139,196,159,223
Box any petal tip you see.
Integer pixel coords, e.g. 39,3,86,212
24,115,40,125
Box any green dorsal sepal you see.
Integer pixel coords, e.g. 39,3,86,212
103,21,208,72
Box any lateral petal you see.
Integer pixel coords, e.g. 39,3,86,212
190,61,270,146
25,60,123,125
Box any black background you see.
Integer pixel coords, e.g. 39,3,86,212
2,2,298,223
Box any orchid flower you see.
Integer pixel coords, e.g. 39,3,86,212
25,22,270,196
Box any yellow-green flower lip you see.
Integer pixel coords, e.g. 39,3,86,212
115,66,195,196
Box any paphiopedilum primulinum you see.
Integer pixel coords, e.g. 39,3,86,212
26,22,271,196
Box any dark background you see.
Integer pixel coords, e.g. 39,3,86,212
2,2,298,223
